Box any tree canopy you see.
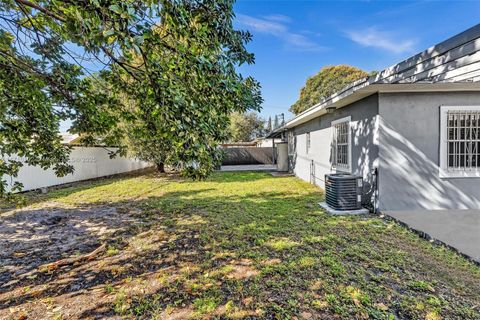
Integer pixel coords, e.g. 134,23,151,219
0,0,262,198
289,65,368,115
228,112,265,142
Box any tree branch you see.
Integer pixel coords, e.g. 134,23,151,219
100,47,141,81
13,0,66,22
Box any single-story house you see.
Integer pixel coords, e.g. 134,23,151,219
268,24,480,213
254,137,283,148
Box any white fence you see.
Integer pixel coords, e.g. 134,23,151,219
3,147,151,193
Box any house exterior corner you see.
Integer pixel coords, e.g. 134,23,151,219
377,91,480,211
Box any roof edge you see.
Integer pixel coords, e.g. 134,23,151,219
283,23,480,130
284,82,480,129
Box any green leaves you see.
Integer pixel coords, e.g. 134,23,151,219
101,0,262,178
0,25,116,198
0,0,262,199
290,65,368,115
108,4,122,14
228,112,266,142
103,29,115,37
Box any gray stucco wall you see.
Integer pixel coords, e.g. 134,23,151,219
288,94,379,207
378,92,480,211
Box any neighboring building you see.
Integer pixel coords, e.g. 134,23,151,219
268,24,480,212
61,133,79,144
254,137,283,148
220,138,282,148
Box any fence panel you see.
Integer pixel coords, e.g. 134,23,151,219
222,147,275,165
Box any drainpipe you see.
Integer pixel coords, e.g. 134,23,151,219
272,138,276,164
372,167,378,214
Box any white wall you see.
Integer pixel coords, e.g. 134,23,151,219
3,147,151,192
293,129,334,188
288,94,379,206
256,138,281,148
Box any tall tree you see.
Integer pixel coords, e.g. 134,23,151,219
0,0,262,197
228,112,265,142
266,116,272,132
0,14,117,198
290,65,368,115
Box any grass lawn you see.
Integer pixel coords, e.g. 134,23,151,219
1,170,479,319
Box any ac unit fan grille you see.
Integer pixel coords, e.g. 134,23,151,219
325,174,363,210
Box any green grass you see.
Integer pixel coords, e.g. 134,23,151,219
3,171,480,319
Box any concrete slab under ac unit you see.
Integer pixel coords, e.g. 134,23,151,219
319,202,369,215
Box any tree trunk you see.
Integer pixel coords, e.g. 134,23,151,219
156,162,165,173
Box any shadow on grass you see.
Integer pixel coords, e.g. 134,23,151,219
1,170,273,212
0,168,155,212
0,175,324,318
1,172,479,320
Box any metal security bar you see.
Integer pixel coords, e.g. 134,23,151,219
447,110,480,171
333,121,349,168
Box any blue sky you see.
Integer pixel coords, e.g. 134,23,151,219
233,0,480,121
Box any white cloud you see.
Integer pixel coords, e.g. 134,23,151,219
236,14,326,52
284,33,325,52
346,27,416,54
262,14,292,23
237,14,286,35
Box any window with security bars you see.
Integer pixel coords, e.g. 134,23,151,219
447,110,480,169
440,106,480,177
332,117,351,171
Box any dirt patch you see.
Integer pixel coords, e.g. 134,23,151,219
225,259,259,280
1,171,480,320
0,202,150,319
0,203,137,290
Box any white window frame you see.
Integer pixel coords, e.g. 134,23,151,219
331,116,352,173
439,105,480,178
306,132,311,154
